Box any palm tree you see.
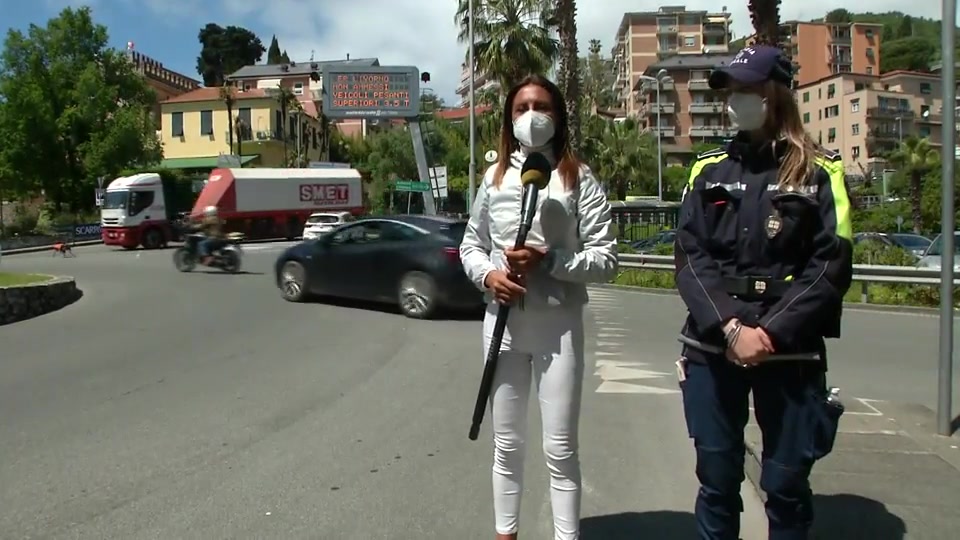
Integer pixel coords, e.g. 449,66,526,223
274,85,302,166
554,0,581,149
219,86,235,153
454,0,559,92
747,0,783,47
889,136,940,233
590,119,657,200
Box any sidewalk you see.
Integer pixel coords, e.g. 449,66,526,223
745,397,960,539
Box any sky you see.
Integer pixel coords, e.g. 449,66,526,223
4,0,952,104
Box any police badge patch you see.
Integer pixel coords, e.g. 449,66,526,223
765,210,783,238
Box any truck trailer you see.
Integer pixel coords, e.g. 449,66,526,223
100,172,195,249
189,167,364,240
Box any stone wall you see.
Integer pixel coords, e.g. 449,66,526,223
0,276,81,325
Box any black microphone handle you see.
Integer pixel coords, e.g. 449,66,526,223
469,303,511,440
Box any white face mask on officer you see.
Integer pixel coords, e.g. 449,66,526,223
727,93,768,132
513,110,555,149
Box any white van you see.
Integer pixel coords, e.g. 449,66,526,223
301,211,354,240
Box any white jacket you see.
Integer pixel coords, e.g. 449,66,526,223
459,149,619,308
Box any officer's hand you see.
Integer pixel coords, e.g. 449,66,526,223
729,327,773,366
756,327,774,353
484,270,526,305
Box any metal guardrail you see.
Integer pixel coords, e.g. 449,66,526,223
618,253,959,303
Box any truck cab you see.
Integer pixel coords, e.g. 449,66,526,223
100,173,173,249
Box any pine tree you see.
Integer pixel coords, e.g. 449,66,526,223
267,35,282,64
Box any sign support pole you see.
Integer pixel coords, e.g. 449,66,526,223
409,121,437,215
937,0,956,437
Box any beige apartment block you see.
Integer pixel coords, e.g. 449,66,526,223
747,20,883,87
613,6,732,117
634,53,739,154
797,71,944,180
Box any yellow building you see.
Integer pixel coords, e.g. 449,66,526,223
159,87,325,170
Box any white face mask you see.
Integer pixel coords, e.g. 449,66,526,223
512,110,555,149
727,93,767,131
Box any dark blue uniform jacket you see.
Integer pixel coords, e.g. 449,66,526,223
674,138,854,356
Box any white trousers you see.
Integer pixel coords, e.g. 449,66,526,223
482,302,585,540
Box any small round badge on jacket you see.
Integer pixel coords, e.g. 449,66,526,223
765,210,783,238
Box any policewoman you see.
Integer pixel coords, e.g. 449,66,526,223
674,45,853,540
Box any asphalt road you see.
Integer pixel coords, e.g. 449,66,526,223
6,243,954,539
0,244,771,539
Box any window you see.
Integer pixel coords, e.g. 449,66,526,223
331,222,382,244
852,146,860,159
827,84,836,99
683,36,695,47
171,111,184,137
866,67,873,75
274,109,283,138
380,222,421,242
818,88,822,99
200,110,213,135
919,126,931,137
865,29,874,38
920,82,932,95
803,91,809,102
852,124,859,135
866,48,874,57
312,128,318,149
803,112,810,123
293,82,304,96
690,70,708,80
128,191,155,217
237,107,252,140
851,98,860,112
828,127,836,143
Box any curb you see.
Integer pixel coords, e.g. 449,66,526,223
744,441,767,503
0,274,81,325
593,282,946,315
0,237,293,256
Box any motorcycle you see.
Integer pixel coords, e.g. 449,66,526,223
173,232,245,273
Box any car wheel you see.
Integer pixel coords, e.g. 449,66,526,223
398,271,437,319
280,261,308,302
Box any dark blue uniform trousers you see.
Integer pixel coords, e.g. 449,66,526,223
680,353,829,540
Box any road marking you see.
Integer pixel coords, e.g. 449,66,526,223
594,363,671,381
597,381,680,394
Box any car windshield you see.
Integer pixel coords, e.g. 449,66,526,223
891,234,930,249
306,215,340,225
102,191,128,210
924,233,960,256
438,222,467,242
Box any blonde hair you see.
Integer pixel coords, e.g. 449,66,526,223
763,80,822,190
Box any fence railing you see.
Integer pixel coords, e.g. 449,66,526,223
617,253,959,304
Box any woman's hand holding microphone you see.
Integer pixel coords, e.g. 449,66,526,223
484,246,546,305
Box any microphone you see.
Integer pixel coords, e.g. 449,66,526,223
468,152,553,441
516,152,552,249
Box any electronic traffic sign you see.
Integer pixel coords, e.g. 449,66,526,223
321,65,420,119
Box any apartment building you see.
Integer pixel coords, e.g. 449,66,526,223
158,87,326,169
226,57,381,139
634,53,739,153
124,42,201,127
746,20,883,87
612,6,732,116
797,71,944,180
455,62,500,106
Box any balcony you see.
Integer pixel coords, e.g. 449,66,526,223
224,129,255,142
688,102,724,114
645,102,676,115
687,79,711,91
918,113,943,124
657,25,678,35
689,126,737,138
703,24,726,35
650,126,676,137
866,107,914,119
866,130,900,143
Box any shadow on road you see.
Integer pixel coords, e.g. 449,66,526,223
306,296,483,321
581,510,695,539
194,270,265,275
812,494,906,539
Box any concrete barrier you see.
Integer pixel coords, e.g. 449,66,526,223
0,275,82,325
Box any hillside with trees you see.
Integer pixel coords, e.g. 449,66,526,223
823,9,953,72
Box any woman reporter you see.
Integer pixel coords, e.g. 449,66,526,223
459,74,618,540
674,45,853,540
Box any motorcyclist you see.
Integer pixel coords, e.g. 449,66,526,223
196,205,225,266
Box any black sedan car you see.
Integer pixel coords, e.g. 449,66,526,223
274,215,484,318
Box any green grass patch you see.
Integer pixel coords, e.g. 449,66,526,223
0,272,51,287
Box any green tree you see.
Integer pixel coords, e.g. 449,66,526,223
555,0,581,150
580,39,617,111
0,6,161,212
825,9,852,23
747,0,783,47
888,136,940,233
266,35,282,64
455,0,559,91
880,37,936,72
583,117,656,200
196,23,265,86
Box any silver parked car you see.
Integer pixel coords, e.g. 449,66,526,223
916,232,960,270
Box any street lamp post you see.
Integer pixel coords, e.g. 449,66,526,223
638,69,672,201
467,0,477,211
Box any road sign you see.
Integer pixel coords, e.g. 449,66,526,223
322,66,420,119
430,166,448,198
395,180,430,192
94,188,104,207
895,215,904,226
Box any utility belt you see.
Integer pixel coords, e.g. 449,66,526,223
722,275,791,301
677,334,821,362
